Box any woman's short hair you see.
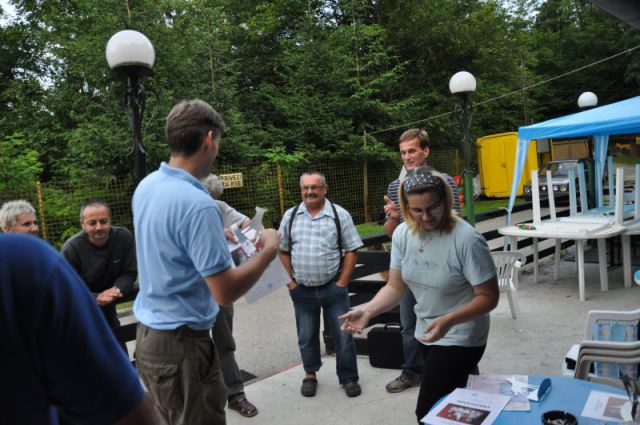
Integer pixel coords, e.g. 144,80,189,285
399,166,459,234
201,173,224,199
0,200,36,229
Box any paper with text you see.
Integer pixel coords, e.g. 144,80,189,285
581,390,628,423
422,388,510,425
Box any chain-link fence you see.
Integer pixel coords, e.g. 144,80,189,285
1,151,460,248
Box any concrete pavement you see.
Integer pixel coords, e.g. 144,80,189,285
227,255,640,425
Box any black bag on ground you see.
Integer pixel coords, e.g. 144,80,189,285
367,323,404,369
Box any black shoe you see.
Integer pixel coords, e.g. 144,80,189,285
301,377,317,397
342,380,361,397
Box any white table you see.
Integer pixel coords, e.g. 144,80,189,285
622,221,640,288
499,222,626,301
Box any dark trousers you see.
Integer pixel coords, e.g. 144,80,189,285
399,289,424,379
289,282,359,384
135,323,227,425
415,344,486,424
211,304,245,400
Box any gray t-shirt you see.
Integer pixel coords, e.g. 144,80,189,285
390,219,496,347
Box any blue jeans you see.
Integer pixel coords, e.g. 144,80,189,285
289,282,359,384
400,289,424,380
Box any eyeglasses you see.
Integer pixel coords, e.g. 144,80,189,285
301,185,325,191
408,202,442,218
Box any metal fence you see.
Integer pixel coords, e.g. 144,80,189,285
1,150,460,249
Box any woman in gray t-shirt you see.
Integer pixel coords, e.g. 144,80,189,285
340,167,499,424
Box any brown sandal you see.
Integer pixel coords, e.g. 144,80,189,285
228,395,258,417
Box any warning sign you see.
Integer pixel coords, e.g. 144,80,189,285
220,173,243,189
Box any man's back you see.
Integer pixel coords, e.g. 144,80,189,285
132,162,231,331
0,234,145,425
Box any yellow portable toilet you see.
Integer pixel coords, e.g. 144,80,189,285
476,132,539,198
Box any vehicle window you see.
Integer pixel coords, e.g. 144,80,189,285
556,162,577,175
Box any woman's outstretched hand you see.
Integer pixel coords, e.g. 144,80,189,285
339,310,372,335
418,316,452,343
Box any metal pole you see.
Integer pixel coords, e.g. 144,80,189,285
363,130,369,222
35,180,48,241
127,75,146,185
277,164,285,217
459,93,475,227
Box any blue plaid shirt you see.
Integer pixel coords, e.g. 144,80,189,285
279,200,363,286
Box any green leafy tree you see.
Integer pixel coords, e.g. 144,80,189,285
0,132,43,190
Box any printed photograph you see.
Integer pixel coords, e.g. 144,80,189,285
437,403,490,425
603,396,627,420
230,245,249,267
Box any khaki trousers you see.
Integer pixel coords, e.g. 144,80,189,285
136,323,227,425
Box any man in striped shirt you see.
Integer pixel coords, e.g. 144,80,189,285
382,128,460,393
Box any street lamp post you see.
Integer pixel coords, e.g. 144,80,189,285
449,71,477,226
578,91,598,207
106,30,155,185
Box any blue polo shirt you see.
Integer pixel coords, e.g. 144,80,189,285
133,162,232,330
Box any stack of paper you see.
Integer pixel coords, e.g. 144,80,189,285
422,388,510,425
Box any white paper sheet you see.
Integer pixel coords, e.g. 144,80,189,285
422,388,510,425
226,206,290,304
243,256,291,304
580,390,628,423
466,375,530,411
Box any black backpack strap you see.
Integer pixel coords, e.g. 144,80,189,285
287,203,301,279
287,203,301,253
329,201,343,256
329,201,344,273
288,201,344,282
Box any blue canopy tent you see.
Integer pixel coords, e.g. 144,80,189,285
506,95,640,224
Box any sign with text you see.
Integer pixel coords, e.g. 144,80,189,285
220,173,243,189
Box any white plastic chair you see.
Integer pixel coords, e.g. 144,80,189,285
562,308,640,378
491,251,525,320
574,340,640,389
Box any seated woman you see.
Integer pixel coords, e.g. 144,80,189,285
340,166,499,424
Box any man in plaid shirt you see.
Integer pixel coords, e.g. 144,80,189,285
279,171,364,399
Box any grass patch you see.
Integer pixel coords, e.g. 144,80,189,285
471,197,525,214
117,300,134,311
614,156,640,165
356,222,385,238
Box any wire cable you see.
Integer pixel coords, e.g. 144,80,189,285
368,43,640,136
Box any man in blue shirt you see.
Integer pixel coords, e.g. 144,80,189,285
279,171,364,399
0,234,159,425
133,99,278,425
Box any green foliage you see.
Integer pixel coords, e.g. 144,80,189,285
0,0,638,188
0,132,43,190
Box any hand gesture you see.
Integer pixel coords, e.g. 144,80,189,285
96,286,123,306
338,310,372,335
224,228,238,243
383,195,399,220
418,316,452,343
258,228,279,257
